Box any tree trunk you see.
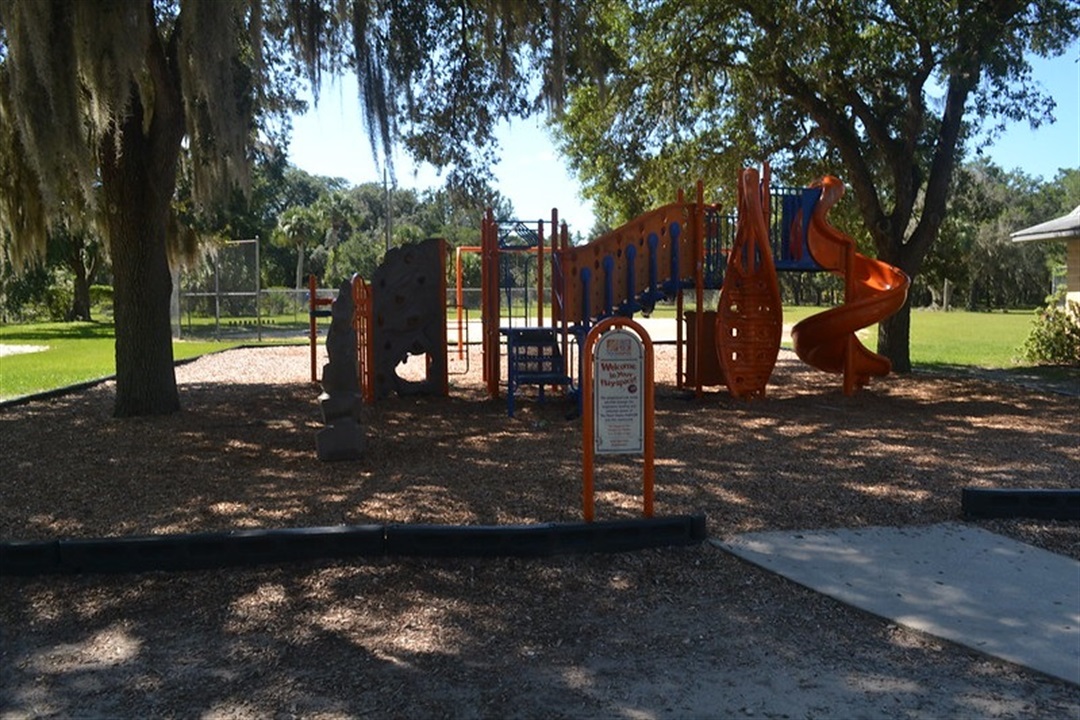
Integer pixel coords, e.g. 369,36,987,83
878,294,912,373
67,254,93,322
99,81,185,417
295,244,305,290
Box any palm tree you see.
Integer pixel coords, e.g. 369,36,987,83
275,205,323,290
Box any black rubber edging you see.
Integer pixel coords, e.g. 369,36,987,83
962,488,1080,521
0,514,707,576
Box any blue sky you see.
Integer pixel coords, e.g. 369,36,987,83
288,42,1079,231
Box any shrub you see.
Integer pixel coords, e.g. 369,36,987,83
44,283,73,321
89,284,113,318
1021,290,1080,366
89,284,113,305
260,287,298,316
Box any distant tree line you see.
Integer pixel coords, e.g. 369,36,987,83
0,149,511,322
4,160,1073,322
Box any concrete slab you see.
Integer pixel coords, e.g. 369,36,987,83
714,522,1080,685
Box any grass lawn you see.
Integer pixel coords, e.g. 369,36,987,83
907,308,1037,367
0,322,243,401
0,308,1067,401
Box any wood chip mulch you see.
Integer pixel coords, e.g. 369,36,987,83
2,344,1076,558
2,344,1078,718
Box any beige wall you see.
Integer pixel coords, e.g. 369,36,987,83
1068,239,1080,305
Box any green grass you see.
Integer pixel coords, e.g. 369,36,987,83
907,308,1037,368
175,313,312,339
0,309,1066,401
0,322,241,401
779,306,1037,367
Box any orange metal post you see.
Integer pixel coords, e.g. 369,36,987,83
581,317,656,522
480,215,490,389
537,218,545,328
694,180,706,399
455,245,482,360
762,162,771,221
676,290,684,390
560,222,569,369
675,188,686,392
456,246,465,361
482,210,501,399
549,210,559,333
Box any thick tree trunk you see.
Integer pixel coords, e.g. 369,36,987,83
67,256,92,321
878,295,913,373
102,154,180,416
99,84,184,417
66,233,96,322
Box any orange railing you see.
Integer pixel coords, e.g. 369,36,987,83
351,274,375,404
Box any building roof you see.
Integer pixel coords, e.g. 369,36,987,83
1011,205,1080,242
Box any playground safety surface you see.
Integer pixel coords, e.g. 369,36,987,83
2,345,1078,718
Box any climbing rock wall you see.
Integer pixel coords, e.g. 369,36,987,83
316,277,366,461
371,238,447,400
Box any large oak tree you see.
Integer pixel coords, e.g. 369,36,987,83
554,0,1079,371
0,0,567,416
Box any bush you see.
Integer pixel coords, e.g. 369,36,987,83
261,287,300,316
89,284,113,306
89,284,113,318
1021,291,1080,366
44,283,73,321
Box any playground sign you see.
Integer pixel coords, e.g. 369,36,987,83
593,329,644,455
582,317,655,522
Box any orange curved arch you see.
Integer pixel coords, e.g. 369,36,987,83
714,168,784,399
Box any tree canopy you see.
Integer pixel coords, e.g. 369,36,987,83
0,0,1076,416
554,0,1079,369
0,0,564,416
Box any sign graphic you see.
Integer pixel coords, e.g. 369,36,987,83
593,328,644,455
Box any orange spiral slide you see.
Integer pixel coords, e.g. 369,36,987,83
790,176,910,395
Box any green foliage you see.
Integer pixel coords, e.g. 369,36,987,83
1021,292,1080,366
88,284,113,307
1,254,50,320
271,177,495,287
919,163,1075,311
553,0,1079,371
557,2,1079,232
0,258,75,322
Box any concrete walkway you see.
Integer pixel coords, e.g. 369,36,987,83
715,522,1080,685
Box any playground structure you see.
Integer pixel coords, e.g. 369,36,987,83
310,237,449,404
313,167,910,411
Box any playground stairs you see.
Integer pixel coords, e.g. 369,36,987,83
501,327,573,417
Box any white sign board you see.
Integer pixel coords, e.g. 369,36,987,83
593,328,645,455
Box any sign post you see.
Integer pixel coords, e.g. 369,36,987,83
582,317,655,522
